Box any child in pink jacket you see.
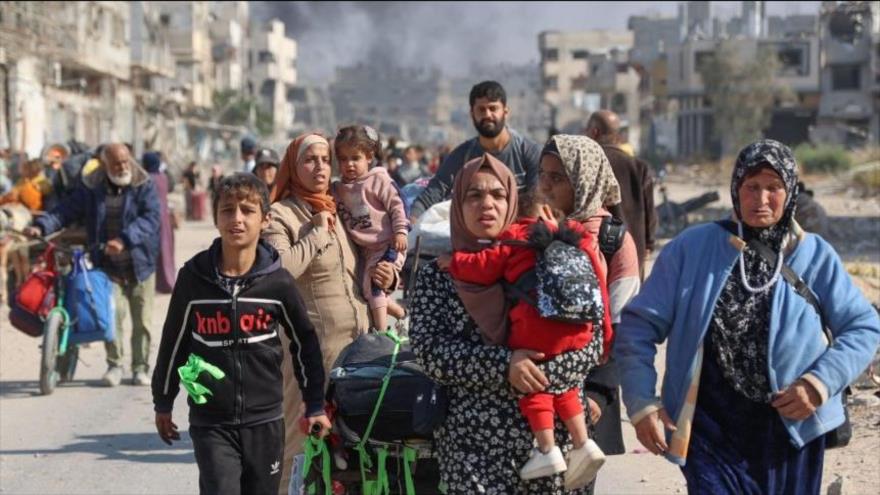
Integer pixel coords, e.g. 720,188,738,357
332,125,408,331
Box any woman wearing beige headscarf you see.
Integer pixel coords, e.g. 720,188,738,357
409,153,600,494
263,132,396,492
538,135,640,323
537,135,641,481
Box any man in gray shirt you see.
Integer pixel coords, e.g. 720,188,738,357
410,81,542,220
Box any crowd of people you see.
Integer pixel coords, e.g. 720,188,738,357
1,78,878,495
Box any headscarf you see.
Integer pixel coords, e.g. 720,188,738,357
544,135,621,221
708,139,800,403
450,153,519,345
142,152,161,174
271,133,336,216
730,139,799,243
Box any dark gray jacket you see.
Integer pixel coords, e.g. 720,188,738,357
410,128,541,219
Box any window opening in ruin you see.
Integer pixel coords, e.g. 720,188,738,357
830,64,861,91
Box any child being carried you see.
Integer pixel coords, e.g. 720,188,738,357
332,125,408,332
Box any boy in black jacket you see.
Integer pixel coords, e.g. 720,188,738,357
151,173,330,495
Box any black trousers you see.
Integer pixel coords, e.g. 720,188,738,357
190,419,284,495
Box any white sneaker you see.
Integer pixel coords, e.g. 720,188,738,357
564,439,606,490
519,446,567,480
102,366,123,387
131,370,150,386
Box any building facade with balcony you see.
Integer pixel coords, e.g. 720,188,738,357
538,30,634,138
154,1,215,110
0,1,134,156
813,1,879,147
249,19,297,142
666,34,821,158
210,1,249,93
129,1,183,159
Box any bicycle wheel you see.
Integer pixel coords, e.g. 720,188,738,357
40,312,63,395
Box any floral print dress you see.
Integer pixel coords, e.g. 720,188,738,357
409,262,602,494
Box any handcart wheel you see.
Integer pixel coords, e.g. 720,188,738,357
39,312,63,395
57,345,78,383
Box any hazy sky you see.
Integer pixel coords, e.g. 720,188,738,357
251,1,823,82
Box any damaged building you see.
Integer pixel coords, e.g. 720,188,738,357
812,1,880,147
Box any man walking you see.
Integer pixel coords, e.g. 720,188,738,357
410,81,541,219
585,110,656,279
241,137,257,173
252,148,280,190
27,143,161,386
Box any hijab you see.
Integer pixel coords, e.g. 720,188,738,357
709,139,800,403
142,152,161,174
544,135,621,221
449,153,519,345
730,139,800,250
271,133,336,215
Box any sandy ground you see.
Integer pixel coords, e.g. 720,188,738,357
1,171,878,494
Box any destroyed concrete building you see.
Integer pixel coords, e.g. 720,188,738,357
538,29,637,147
0,1,134,157
248,18,297,146
616,1,844,160
329,63,451,145
812,1,880,147
0,1,301,167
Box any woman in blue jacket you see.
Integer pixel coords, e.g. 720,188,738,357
615,140,880,494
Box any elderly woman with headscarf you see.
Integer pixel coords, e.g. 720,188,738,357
142,152,175,293
537,135,641,468
261,133,398,492
409,153,601,494
615,140,880,494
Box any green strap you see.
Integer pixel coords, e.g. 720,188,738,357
356,443,374,494
302,435,332,495
177,353,226,404
376,447,390,494
355,330,408,495
359,331,406,445
402,446,417,495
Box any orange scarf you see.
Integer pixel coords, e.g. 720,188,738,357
271,133,337,216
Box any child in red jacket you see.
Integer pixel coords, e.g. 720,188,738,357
438,193,613,490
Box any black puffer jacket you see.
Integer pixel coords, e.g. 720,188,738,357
151,238,324,427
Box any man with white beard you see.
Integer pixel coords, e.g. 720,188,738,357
26,143,161,387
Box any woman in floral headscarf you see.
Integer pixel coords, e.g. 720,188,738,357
615,139,880,494
537,134,641,469
262,133,397,492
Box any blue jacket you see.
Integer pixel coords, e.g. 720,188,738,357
35,163,161,282
615,222,880,453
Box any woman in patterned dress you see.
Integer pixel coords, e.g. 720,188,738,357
409,153,602,494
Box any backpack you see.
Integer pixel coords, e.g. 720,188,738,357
327,331,447,444
504,221,605,325
8,244,58,337
9,270,56,337
598,215,626,260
